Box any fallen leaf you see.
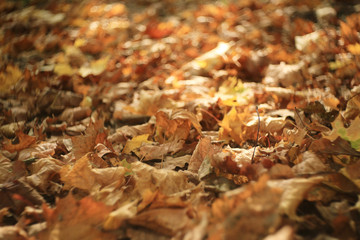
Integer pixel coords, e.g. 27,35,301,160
0,154,13,183
0,179,45,215
71,119,108,159
79,56,110,77
137,189,187,213
155,109,201,143
103,201,137,230
267,176,324,220
60,153,126,191
292,151,330,175
38,195,115,240
129,208,190,237
324,116,360,151
25,157,63,193
188,137,213,173
122,134,153,154
263,62,304,87
2,130,36,153
138,140,184,161
0,225,28,240
154,155,191,170
347,43,360,55
54,63,75,76
59,106,92,123
145,20,173,39
0,65,22,93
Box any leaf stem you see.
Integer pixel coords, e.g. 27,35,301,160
251,106,260,164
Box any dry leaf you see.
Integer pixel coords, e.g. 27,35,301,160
71,119,108,159
60,153,126,191
2,130,36,153
267,176,324,220
103,201,137,230
188,137,213,173
0,226,28,240
155,109,201,143
138,140,184,161
122,134,153,154
292,151,330,175
0,154,13,183
38,195,115,240
129,208,190,237
0,65,22,93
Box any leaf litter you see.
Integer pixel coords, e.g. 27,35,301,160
1,0,360,239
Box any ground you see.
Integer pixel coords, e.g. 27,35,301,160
1,0,360,239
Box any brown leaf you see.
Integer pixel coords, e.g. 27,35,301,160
154,155,191,170
155,109,201,143
137,189,187,213
309,137,360,157
267,176,324,220
145,21,173,39
71,119,108,159
38,195,115,240
129,208,190,237
25,157,63,193
0,179,45,215
292,151,330,175
59,106,91,123
60,153,126,191
139,140,184,161
2,130,36,153
0,226,28,240
188,137,213,173
0,154,13,183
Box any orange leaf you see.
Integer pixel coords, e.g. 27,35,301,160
145,21,173,39
38,195,115,240
2,130,36,153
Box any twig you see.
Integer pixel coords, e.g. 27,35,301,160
199,108,220,123
251,106,260,164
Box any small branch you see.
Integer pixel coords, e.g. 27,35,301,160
251,106,260,164
199,108,221,123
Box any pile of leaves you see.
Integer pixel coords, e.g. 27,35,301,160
1,0,360,239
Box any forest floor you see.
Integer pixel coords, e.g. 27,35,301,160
1,0,360,239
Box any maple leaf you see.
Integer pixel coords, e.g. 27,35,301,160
2,130,36,153
37,195,115,240
122,134,153,154
71,119,109,159
155,109,201,143
138,140,184,161
25,157,63,193
188,137,213,173
324,116,360,151
60,153,126,191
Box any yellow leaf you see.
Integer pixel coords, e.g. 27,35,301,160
74,38,86,47
122,134,153,154
54,63,75,76
79,56,110,77
0,65,22,93
324,116,360,151
347,43,360,55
